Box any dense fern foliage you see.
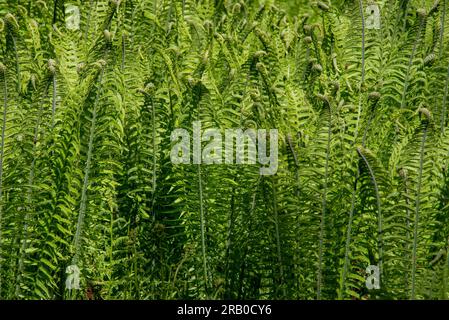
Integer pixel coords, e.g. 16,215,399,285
0,0,448,300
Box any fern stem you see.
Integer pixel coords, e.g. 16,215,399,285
439,0,446,58
400,15,425,110
197,163,208,297
0,67,8,297
411,121,429,299
51,74,57,129
236,178,260,299
84,0,95,43
15,85,49,297
224,188,236,298
401,0,411,33
401,171,412,293
359,0,366,85
353,0,367,142
317,104,331,300
151,96,157,211
340,168,359,299
121,33,126,72
72,67,105,266
340,105,376,298
443,238,449,299
440,64,449,133
271,177,285,298
12,35,20,94
357,148,384,279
